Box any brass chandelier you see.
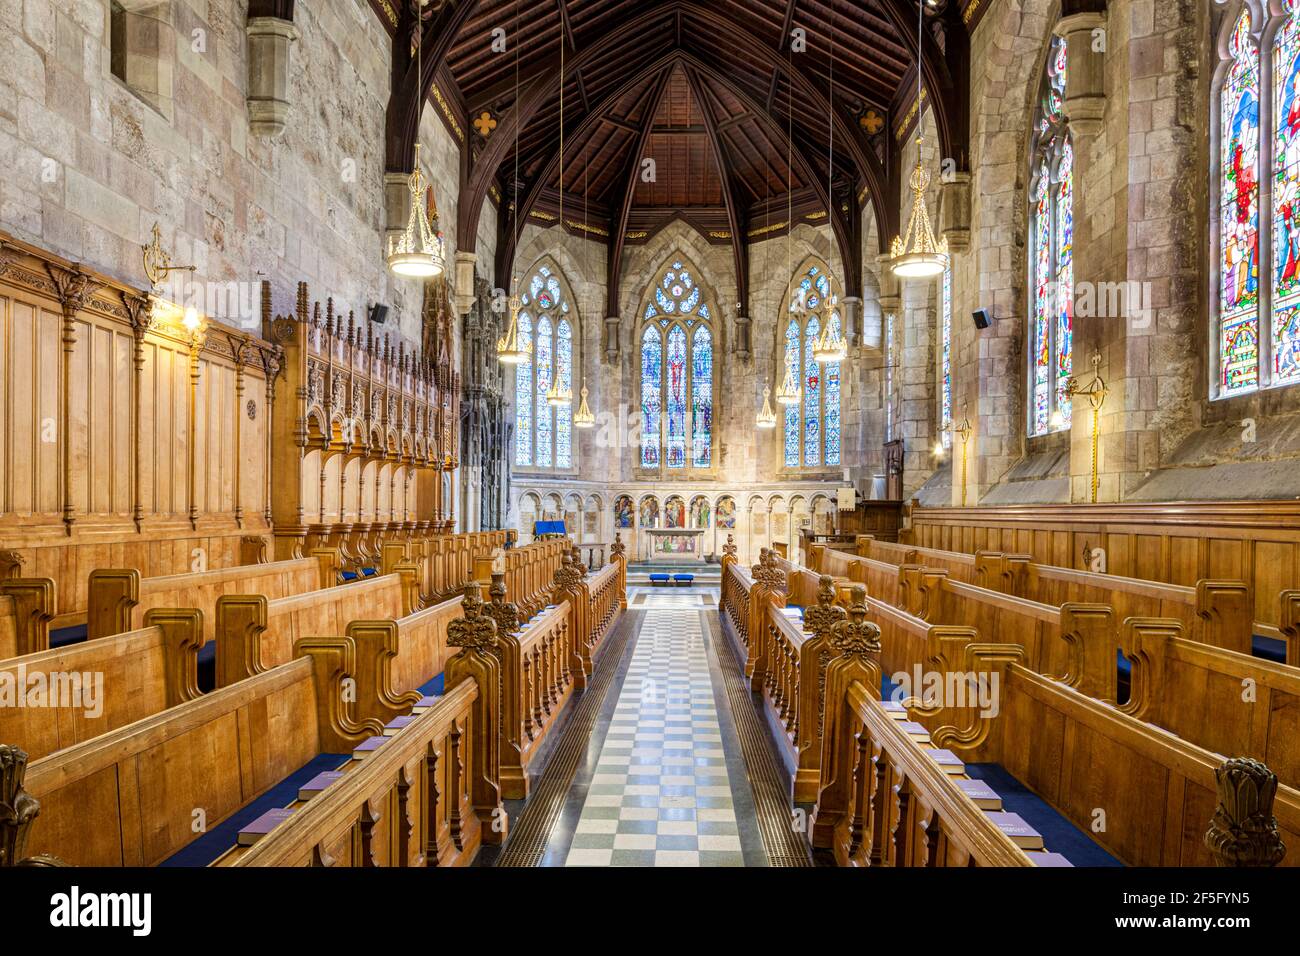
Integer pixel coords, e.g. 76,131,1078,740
890,0,948,279
775,350,801,406
497,285,530,364
387,5,444,279
573,380,596,428
755,383,778,429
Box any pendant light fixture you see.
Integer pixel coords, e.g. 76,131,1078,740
497,283,530,364
573,380,596,427
497,0,531,365
756,383,778,429
572,139,597,430
775,350,801,406
387,2,445,279
890,0,949,279
544,34,572,407
813,30,847,362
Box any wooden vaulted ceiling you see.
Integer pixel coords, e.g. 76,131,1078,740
369,0,974,309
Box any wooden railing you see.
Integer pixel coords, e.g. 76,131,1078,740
230,679,482,867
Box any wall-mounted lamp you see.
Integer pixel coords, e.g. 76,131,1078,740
142,222,196,290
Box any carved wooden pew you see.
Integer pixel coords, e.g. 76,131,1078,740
995,556,1256,658
222,586,509,867
1122,617,1300,790
905,569,1118,702
223,676,484,867
0,610,202,762
0,578,56,658
86,550,339,644
807,596,1044,867
343,596,463,728
214,565,420,688
17,635,387,866
905,628,1300,866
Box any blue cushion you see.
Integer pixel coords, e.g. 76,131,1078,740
49,624,87,649
361,567,378,577
341,570,359,581
673,574,694,582
649,573,670,584
160,752,350,867
419,672,445,696
1254,635,1288,664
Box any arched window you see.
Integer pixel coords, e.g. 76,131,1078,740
639,259,714,474
1028,36,1073,435
781,263,843,468
940,265,953,447
1210,4,1300,395
513,264,576,468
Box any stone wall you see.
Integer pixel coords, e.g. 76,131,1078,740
0,0,475,351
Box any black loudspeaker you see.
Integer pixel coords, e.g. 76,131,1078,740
972,308,992,330
368,303,389,325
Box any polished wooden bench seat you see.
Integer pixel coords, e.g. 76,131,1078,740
900,628,1300,866
220,677,482,867
86,550,339,643
18,636,384,866
0,610,201,762
214,565,420,688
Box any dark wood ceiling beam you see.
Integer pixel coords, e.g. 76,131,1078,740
606,68,675,315
684,64,750,316
247,0,293,18
383,0,482,172
492,58,676,291
878,0,969,170
459,4,682,253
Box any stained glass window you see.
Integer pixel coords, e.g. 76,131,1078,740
780,264,843,468
513,264,578,468
940,266,953,448
1028,36,1073,435
1207,5,1300,395
535,316,553,468
641,326,662,469
515,312,533,466
640,259,714,473
1277,4,1300,385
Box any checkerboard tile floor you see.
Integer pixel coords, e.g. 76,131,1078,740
563,609,745,867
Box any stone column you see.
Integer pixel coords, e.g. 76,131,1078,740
454,252,478,317
841,296,862,350
246,17,298,137
940,173,972,253
603,314,620,362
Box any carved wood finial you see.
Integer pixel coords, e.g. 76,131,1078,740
828,586,881,658
804,574,848,639
447,583,498,651
553,552,583,592
611,533,626,560
721,534,737,559
1205,757,1287,867
485,571,519,635
0,745,66,867
0,551,25,579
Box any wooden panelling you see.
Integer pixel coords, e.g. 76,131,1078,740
0,231,276,625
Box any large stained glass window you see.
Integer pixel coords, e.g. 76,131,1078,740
940,265,953,447
781,264,843,468
640,259,714,474
1209,5,1300,395
513,264,578,469
1028,36,1073,436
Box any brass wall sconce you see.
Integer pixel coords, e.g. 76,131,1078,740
142,222,196,290
941,414,973,507
1063,351,1109,503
